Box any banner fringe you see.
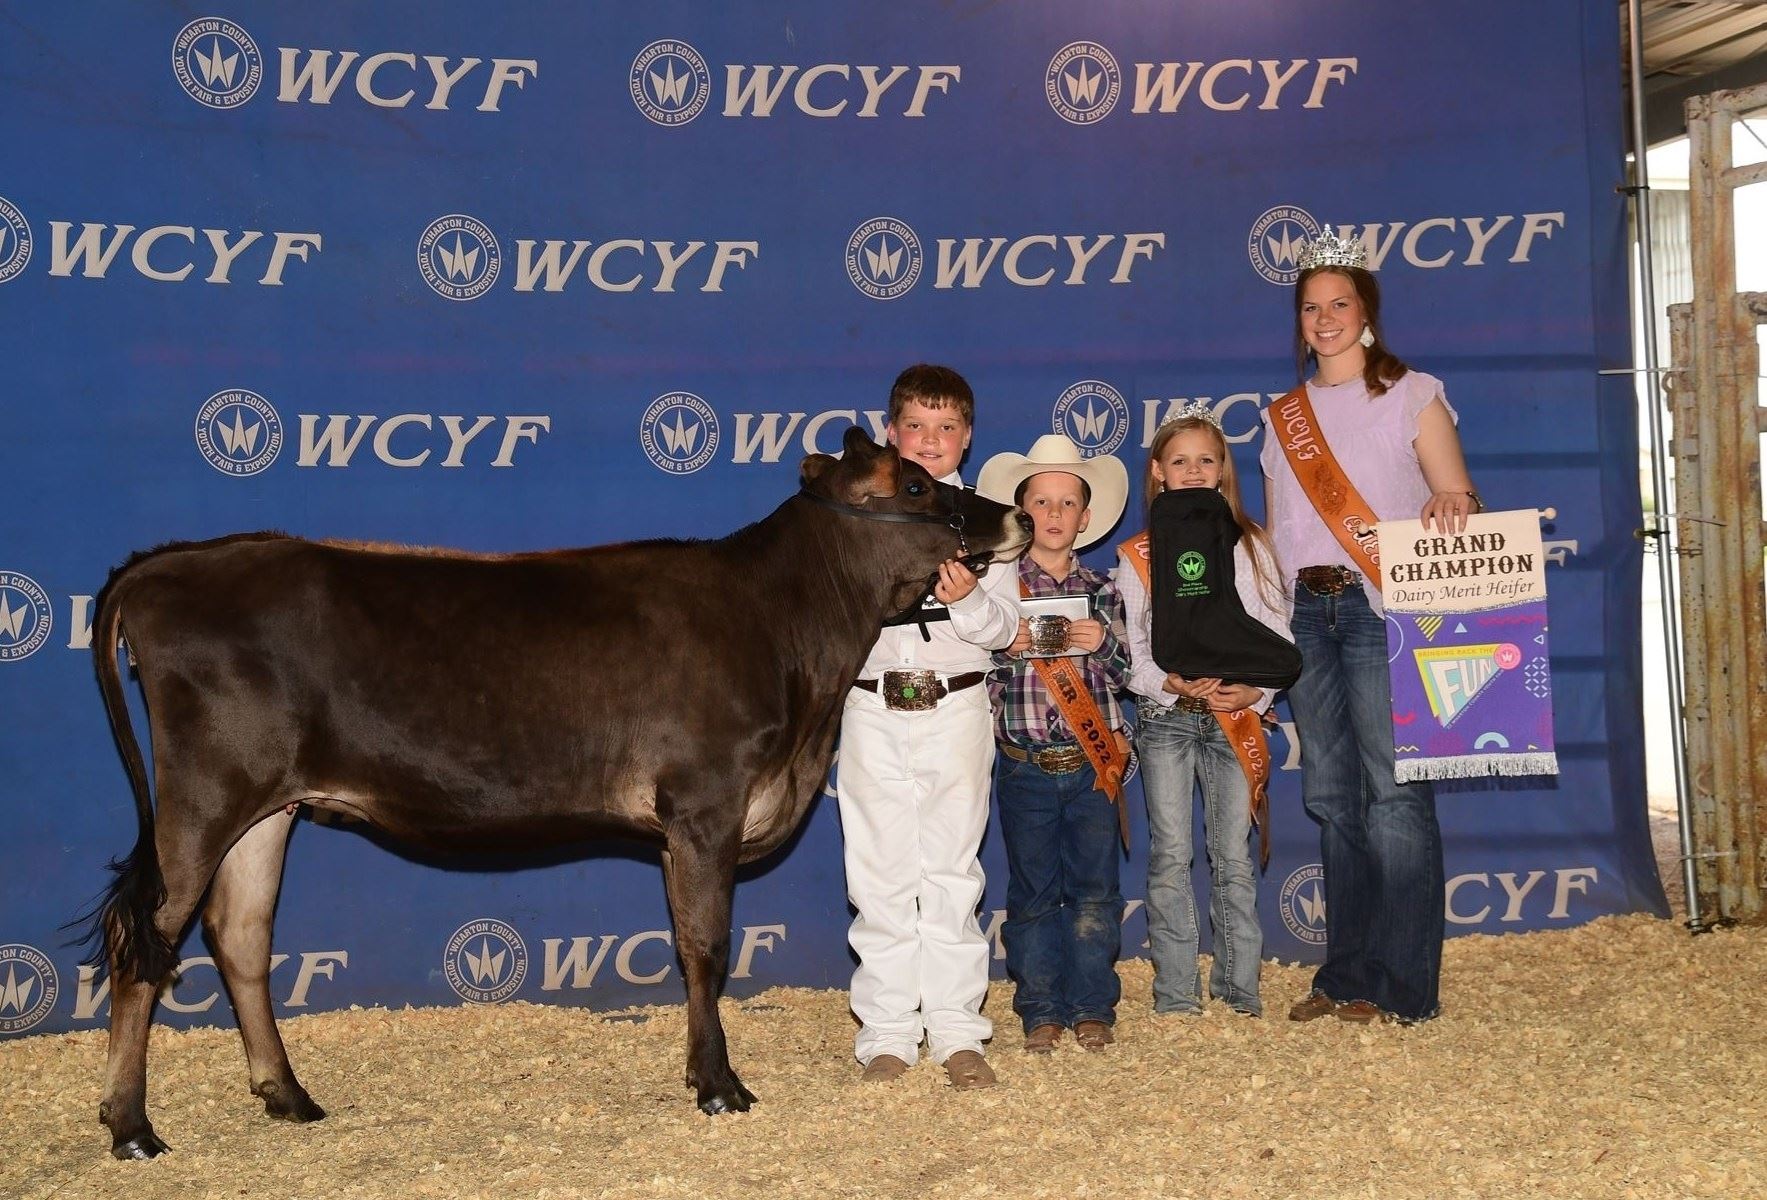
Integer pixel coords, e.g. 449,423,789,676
1395,753,1559,784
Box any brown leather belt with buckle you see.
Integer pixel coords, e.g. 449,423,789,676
1296,564,1361,596
1172,695,1213,715
998,741,1091,774
853,669,986,712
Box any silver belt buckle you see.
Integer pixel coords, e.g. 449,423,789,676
882,669,942,712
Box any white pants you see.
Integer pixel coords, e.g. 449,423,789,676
837,683,995,1066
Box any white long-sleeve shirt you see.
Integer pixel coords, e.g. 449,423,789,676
1116,536,1292,716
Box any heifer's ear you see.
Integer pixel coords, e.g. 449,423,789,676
800,453,837,489
842,425,879,459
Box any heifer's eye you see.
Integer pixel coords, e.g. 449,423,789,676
905,481,927,497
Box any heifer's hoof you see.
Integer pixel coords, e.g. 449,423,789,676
111,1130,170,1161
252,1080,327,1123
696,1080,758,1115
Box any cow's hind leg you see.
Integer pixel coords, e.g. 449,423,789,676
660,817,755,1114
203,808,325,1124
99,820,232,1159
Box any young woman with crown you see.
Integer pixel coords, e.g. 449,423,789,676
1259,227,1479,1026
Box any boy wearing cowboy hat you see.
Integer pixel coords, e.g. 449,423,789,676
977,434,1132,1054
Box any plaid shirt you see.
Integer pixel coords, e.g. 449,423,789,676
989,554,1130,747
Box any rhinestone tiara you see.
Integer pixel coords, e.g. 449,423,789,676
1296,224,1367,271
1154,398,1222,436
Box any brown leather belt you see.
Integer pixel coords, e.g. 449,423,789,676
1296,564,1361,596
853,669,986,712
998,741,1092,774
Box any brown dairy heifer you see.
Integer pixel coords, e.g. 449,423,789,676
83,428,1029,1160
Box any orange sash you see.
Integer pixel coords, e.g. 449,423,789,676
1269,384,1383,588
1121,533,1275,868
1019,581,1131,846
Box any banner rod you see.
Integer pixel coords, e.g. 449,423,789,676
1627,0,1704,930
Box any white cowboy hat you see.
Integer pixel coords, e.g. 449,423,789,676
976,434,1128,551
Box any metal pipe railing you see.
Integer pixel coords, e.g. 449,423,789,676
1625,0,1703,928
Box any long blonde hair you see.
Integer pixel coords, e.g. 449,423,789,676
1146,416,1285,612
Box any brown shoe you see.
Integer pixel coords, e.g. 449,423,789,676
1073,1020,1115,1051
1023,1024,1063,1054
1334,999,1389,1024
942,1050,996,1090
860,1053,910,1082
1287,990,1338,1022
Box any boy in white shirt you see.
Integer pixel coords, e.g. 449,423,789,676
838,364,1020,1090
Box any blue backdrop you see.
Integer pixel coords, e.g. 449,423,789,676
0,0,1665,1038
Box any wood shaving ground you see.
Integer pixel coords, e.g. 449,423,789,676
3,913,1762,1200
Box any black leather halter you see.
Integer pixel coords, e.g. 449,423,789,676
794,486,994,637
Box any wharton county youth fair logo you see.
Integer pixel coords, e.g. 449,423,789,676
418,214,502,301
443,918,528,1004
0,572,54,663
1280,863,1327,946
172,18,264,109
1046,41,1121,125
630,39,712,125
640,391,720,474
0,197,33,285
0,944,58,1033
1249,205,1322,286
1052,380,1129,457
194,389,283,476
845,217,923,301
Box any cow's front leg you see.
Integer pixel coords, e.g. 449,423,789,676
659,817,755,1115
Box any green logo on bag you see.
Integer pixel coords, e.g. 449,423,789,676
1177,552,1206,582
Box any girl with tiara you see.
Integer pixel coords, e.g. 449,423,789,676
1117,405,1295,1017
1260,229,1478,1025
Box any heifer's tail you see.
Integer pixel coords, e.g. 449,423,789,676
69,571,177,986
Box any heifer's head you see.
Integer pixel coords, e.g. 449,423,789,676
799,427,1031,618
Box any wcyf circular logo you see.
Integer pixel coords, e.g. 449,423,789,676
0,197,32,285
172,18,264,109
1177,551,1206,583
640,391,719,474
845,217,923,301
418,214,501,302
194,389,283,476
1249,205,1322,286
1052,380,1129,457
0,944,58,1033
0,572,53,664
443,918,528,1004
1046,41,1121,125
1279,863,1328,946
630,39,712,126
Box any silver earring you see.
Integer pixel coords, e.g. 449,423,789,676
1358,324,1375,348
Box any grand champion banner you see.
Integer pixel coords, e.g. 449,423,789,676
1379,510,1559,783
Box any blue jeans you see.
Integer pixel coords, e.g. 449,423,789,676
1135,703,1263,1015
993,753,1124,1033
1288,580,1443,1021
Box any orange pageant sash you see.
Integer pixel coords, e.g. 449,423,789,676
1269,384,1382,587
1121,533,1274,868
1020,582,1130,846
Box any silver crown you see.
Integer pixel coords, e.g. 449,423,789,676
1154,399,1222,437
1296,224,1367,271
